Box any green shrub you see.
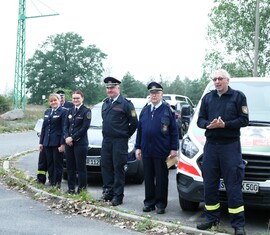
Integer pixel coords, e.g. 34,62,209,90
0,95,11,114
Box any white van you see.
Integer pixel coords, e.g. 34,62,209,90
147,94,195,109
176,77,270,211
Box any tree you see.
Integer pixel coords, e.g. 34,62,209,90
26,32,107,105
121,72,147,98
203,0,270,77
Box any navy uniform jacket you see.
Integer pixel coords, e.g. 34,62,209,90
135,103,179,158
39,107,67,147
197,86,249,144
102,95,138,138
62,101,74,110
63,105,91,146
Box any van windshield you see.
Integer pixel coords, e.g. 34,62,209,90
208,81,270,122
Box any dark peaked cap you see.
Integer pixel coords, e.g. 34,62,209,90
104,77,121,88
56,90,65,96
147,82,163,91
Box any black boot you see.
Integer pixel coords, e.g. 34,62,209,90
197,221,219,230
235,227,246,235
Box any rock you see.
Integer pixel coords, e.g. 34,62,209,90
0,109,25,120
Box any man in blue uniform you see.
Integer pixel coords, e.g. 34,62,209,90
135,82,178,214
56,90,74,109
100,76,138,206
197,69,249,235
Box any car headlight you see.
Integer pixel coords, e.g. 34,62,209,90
128,142,135,152
181,136,199,159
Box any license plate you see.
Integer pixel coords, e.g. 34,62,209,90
86,158,100,166
219,180,259,194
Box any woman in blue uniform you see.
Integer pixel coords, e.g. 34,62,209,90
64,90,91,194
39,93,67,188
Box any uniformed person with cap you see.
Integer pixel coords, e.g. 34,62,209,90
39,93,67,187
135,81,179,214
63,90,91,194
100,76,138,206
56,90,74,109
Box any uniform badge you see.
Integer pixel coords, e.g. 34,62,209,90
131,110,137,117
86,111,91,120
162,124,168,132
68,114,72,119
242,106,248,114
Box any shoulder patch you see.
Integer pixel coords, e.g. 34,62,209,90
86,111,92,119
242,106,248,114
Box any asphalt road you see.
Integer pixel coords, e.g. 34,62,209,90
0,131,142,235
1,131,270,235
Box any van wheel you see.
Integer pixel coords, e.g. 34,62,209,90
179,196,199,211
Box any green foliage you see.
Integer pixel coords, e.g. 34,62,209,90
121,72,148,98
26,32,107,105
203,0,270,77
0,94,11,114
136,219,154,231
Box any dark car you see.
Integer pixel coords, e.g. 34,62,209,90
171,101,194,139
63,98,148,184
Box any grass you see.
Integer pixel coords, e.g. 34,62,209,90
0,104,45,133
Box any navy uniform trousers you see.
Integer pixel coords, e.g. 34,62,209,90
101,137,128,201
142,157,169,210
44,146,63,185
202,140,245,229
65,144,88,192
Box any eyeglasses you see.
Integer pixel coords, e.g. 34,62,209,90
212,77,225,82
150,91,161,95
72,97,80,100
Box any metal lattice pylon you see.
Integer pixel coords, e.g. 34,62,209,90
13,0,26,110
13,0,59,110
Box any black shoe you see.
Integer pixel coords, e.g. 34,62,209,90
66,189,76,195
77,187,86,194
156,208,165,214
111,198,123,206
143,206,155,212
235,227,246,235
99,195,113,202
197,221,219,230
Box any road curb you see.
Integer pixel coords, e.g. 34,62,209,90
3,151,230,235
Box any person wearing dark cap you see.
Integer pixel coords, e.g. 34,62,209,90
135,81,179,214
56,90,74,110
100,76,138,206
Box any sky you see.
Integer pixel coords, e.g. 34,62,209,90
0,0,213,95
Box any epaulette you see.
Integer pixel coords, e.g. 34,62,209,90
124,98,131,103
102,97,110,102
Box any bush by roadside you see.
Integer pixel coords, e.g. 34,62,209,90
0,94,11,114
